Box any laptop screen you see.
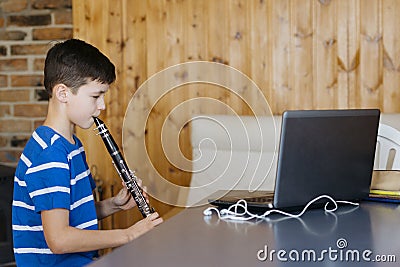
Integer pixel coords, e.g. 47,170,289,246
273,109,380,209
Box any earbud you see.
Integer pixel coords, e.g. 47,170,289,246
203,208,213,216
220,209,229,215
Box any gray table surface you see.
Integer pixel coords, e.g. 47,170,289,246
88,201,400,267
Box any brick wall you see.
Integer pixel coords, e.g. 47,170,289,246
0,0,73,166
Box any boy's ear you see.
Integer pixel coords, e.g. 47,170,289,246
53,84,69,103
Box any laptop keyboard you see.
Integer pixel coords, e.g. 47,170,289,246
242,192,274,203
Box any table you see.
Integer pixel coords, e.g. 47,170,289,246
88,201,400,267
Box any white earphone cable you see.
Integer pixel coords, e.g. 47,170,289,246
203,195,359,221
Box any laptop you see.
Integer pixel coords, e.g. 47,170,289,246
209,109,380,212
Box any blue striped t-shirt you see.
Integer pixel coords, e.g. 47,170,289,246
12,126,98,267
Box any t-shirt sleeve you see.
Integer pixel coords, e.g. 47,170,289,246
24,147,71,213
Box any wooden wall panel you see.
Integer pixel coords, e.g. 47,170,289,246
291,0,314,110
314,0,337,109
360,0,382,107
337,0,360,108
382,0,400,112
72,0,400,226
271,0,291,113
249,0,271,112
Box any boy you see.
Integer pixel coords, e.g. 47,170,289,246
12,39,163,267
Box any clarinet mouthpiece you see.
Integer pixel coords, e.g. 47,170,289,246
93,117,108,136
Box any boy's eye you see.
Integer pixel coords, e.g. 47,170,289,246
92,95,100,99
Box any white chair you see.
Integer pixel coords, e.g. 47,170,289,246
374,123,400,170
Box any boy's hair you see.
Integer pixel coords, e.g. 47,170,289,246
44,39,116,97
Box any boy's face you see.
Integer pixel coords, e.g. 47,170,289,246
66,80,109,129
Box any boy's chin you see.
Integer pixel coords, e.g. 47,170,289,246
77,120,95,129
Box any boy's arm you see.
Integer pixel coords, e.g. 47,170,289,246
41,208,163,254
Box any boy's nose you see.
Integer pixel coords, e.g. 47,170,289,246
98,97,106,110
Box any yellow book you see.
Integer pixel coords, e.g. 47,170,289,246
370,171,400,191
370,189,400,196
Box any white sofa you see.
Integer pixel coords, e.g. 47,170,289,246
182,113,400,207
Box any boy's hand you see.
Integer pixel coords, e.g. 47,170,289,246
126,212,163,241
113,179,151,210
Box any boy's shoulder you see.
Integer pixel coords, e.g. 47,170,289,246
29,126,81,150
21,126,83,166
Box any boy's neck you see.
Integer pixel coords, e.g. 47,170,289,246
43,98,75,144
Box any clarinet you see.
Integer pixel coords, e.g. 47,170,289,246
93,117,155,218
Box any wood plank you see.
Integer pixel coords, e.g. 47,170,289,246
146,0,167,75
248,0,272,116
123,0,147,96
337,0,360,108
313,0,337,109
205,0,230,114
72,0,85,39
207,0,228,65
270,0,291,114
290,0,313,109
227,0,250,114
185,0,207,61
382,0,400,112
360,0,382,108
